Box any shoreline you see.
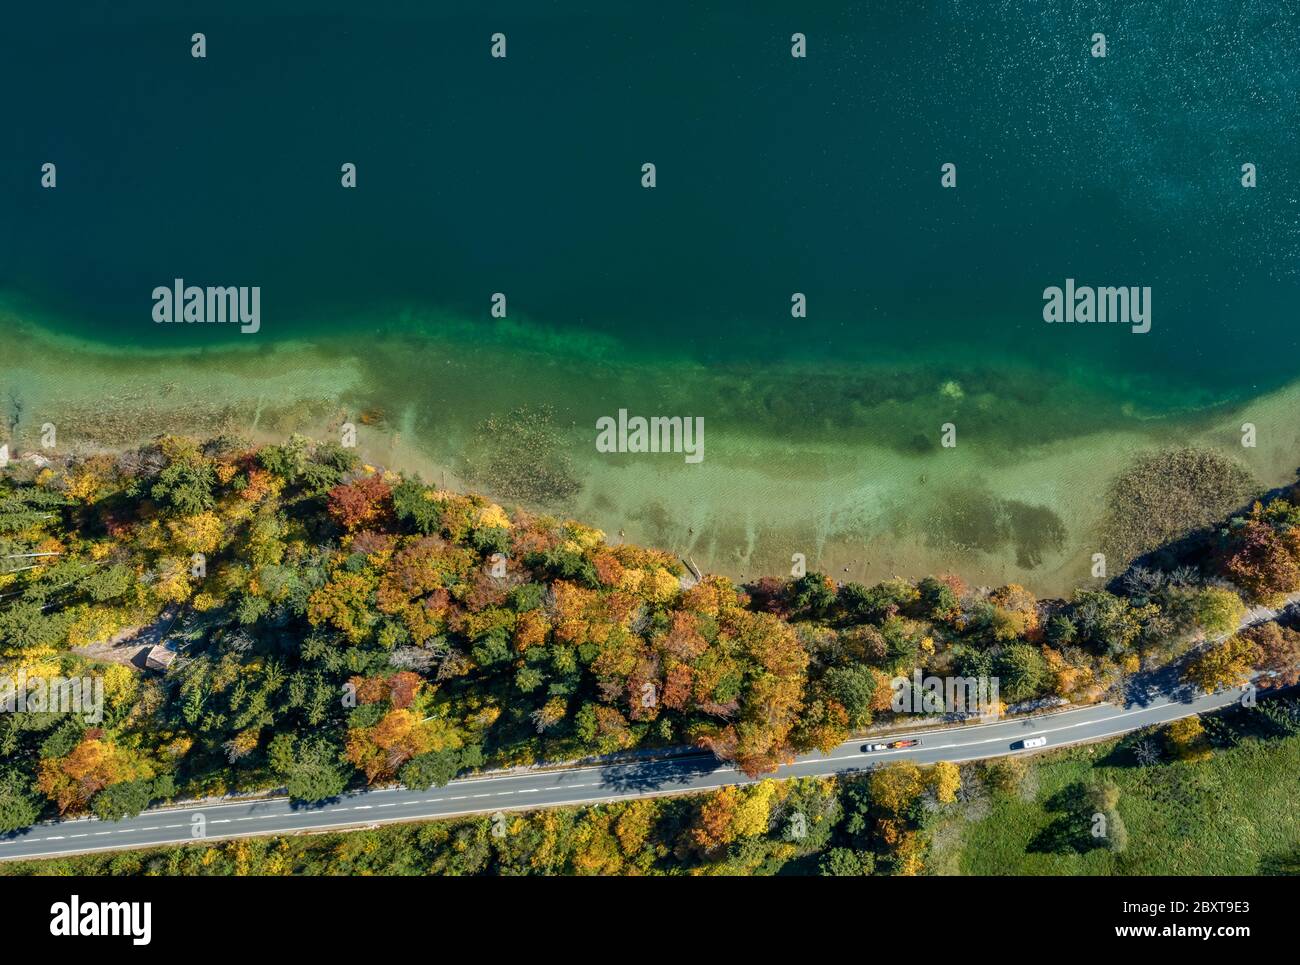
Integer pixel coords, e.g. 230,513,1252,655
5,311,1300,596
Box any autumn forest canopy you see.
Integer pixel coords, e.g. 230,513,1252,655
1,435,1298,835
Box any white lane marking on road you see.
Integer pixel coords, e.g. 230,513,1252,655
377,803,398,808
7,787,762,858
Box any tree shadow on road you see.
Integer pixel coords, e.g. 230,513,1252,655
596,755,723,794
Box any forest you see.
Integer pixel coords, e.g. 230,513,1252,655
1,434,1298,843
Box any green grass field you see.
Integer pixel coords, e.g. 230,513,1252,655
932,725,1300,876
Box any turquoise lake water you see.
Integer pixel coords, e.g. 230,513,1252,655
5,1,1298,385
4,1,1300,588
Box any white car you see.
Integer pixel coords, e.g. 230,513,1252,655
1019,736,1047,749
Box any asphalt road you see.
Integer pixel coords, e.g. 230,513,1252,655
0,680,1256,861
